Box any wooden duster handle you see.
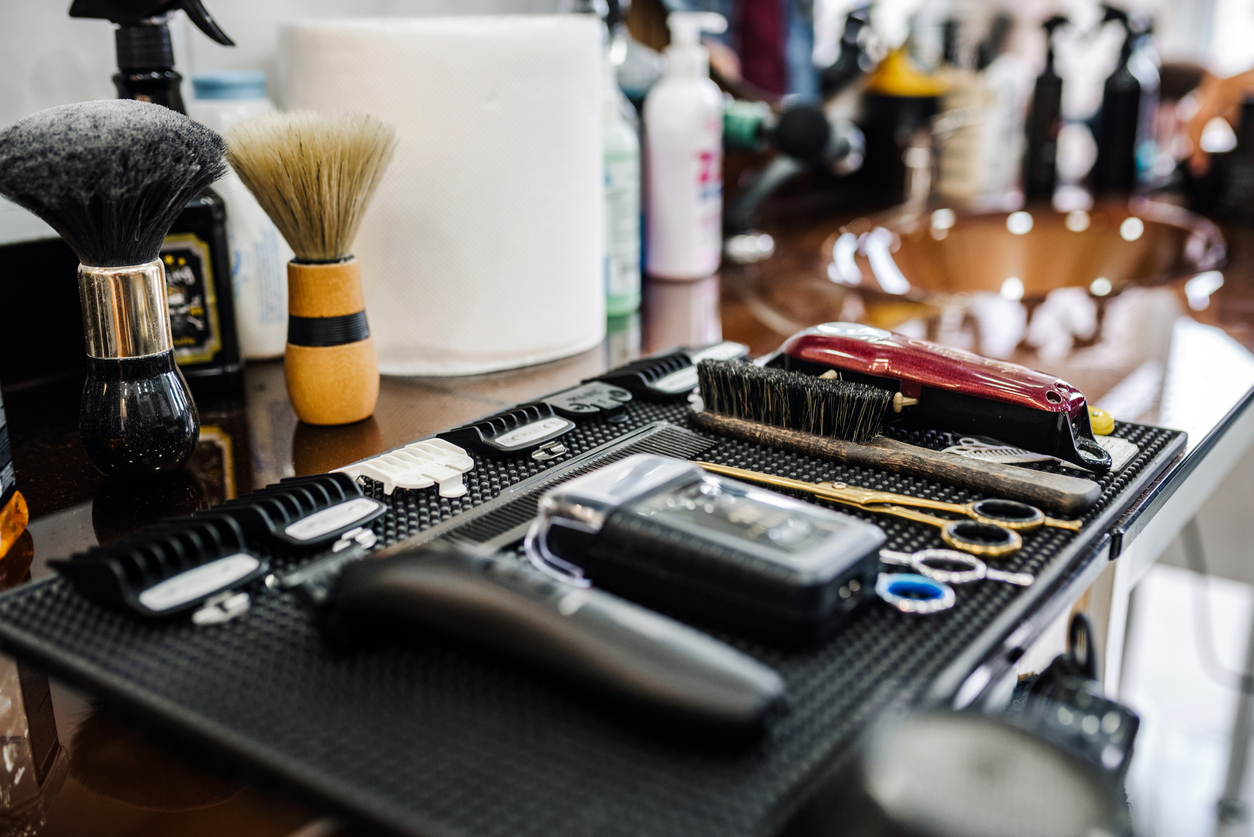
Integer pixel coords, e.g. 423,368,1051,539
285,258,379,426
691,412,1102,516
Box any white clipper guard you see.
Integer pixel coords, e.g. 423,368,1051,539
336,439,475,498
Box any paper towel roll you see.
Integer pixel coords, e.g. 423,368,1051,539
284,16,605,376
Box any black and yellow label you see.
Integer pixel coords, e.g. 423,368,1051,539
162,233,222,366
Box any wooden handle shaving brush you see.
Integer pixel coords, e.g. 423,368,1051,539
0,100,227,478
225,112,397,426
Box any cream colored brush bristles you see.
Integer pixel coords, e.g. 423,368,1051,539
225,111,398,263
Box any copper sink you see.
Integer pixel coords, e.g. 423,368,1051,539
823,199,1225,303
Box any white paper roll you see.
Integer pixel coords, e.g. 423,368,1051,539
284,16,606,376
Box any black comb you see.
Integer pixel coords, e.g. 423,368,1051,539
49,513,267,618
209,472,386,548
543,381,633,417
438,403,575,455
594,352,697,400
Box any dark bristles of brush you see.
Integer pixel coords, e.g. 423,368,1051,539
0,100,227,266
697,359,894,443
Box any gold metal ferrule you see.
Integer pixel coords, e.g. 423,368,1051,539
77,260,172,359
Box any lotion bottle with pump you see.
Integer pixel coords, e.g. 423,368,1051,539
1023,16,1067,202
644,12,727,282
1091,5,1159,195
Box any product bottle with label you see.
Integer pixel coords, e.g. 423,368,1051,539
644,11,727,282
934,19,990,201
71,0,243,392
189,72,293,360
604,55,642,316
161,189,240,392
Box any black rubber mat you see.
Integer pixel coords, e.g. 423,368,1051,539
0,383,1185,837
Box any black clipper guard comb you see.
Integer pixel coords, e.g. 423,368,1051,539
594,352,696,400
209,473,386,550
594,342,749,401
543,381,633,418
438,403,575,456
49,513,267,619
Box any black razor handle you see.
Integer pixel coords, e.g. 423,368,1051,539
330,542,785,729
80,352,199,478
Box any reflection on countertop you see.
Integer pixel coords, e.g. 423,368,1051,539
0,536,66,837
723,206,1254,454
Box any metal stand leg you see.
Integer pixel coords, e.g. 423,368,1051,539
1204,517,1254,824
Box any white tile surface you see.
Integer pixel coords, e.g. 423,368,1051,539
1123,564,1254,836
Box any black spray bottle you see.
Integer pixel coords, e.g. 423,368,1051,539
1090,5,1159,195
1023,15,1067,202
70,0,243,394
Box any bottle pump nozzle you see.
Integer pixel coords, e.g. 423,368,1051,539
71,0,233,44
71,0,233,76
1042,14,1067,71
1101,4,1134,62
665,12,728,78
71,0,234,112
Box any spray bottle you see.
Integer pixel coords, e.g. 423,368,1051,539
1023,15,1067,202
70,0,242,392
644,12,727,282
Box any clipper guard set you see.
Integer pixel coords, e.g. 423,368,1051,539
51,473,383,619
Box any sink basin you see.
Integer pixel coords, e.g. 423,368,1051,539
823,199,1225,302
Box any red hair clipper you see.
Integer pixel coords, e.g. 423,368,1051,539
772,323,1112,473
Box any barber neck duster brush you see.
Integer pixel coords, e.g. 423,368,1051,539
0,100,227,478
225,111,397,426
694,359,1103,515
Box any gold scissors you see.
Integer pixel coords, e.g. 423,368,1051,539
697,463,1081,558
696,462,1081,531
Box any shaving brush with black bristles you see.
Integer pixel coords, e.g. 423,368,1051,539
0,100,228,478
225,112,397,426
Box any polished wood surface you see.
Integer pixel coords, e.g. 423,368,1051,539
4,202,1254,835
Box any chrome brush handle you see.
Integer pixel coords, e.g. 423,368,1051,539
78,261,174,359
77,260,199,478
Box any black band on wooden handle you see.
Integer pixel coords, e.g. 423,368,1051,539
288,312,370,347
